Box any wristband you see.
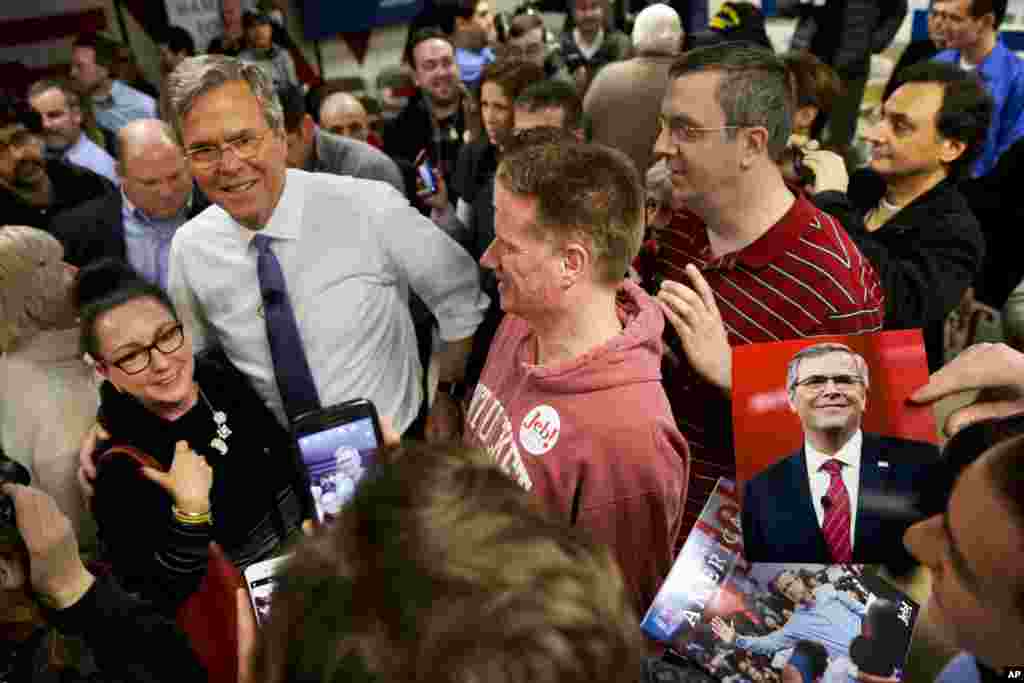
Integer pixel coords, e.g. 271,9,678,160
172,505,212,525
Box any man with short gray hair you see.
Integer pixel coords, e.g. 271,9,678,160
164,56,486,437
741,342,938,565
27,79,117,184
583,3,682,176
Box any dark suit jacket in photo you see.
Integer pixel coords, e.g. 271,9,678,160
741,433,939,565
49,184,210,268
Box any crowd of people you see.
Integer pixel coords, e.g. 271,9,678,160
0,1,1023,682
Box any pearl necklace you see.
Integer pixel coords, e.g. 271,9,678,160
198,387,232,455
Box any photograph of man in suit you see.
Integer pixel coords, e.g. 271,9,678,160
741,342,939,565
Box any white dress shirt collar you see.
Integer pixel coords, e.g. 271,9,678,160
236,168,304,244
804,429,863,546
804,429,863,472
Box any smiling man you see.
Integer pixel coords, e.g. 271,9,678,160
711,570,867,662
163,56,486,437
741,342,939,564
384,29,468,202
813,61,992,372
0,101,111,231
27,79,117,184
462,130,688,616
650,44,884,540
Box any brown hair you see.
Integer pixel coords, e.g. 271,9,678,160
986,434,1024,616
495,132,644,284
254,441,641,683
509,12,544,39
781,50,843,115
670,43,793,161
480,58,546,102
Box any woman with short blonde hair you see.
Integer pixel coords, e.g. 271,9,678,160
0,225,98,548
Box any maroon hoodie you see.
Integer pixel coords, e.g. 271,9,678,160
464,280,690,614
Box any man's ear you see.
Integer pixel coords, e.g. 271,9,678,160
562,240,589,285
794,105,819,132
741,126,770,167
940,136,968,166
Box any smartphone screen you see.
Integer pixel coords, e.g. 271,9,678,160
245,554,291,627
296,415,379,524
416,159,438,195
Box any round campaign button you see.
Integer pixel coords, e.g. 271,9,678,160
519,404,561,456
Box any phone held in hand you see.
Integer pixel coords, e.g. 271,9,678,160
416,157,439,195
291,399,383,525
244,553,292,627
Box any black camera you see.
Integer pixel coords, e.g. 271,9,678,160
0,450,31,528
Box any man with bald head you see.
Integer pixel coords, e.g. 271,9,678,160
319,92,371,143
50,118,209,288
279,85,405,196
583,2,683,175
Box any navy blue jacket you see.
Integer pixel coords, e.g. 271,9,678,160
741,432,938,564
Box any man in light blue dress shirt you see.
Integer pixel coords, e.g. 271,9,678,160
71,35,156,141
49,120,202,290
118,120,195,290
27,79,117,184
711,571,867,661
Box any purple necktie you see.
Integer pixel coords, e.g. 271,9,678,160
819,458,853,563
252,234,320,420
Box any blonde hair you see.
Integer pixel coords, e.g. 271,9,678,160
496,133,644,284
0,226,69,353
255,442,642,683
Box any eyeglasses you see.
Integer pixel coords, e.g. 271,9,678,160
107,323,185,375
657,114,742,145
184,131,266,170
794,374,864,392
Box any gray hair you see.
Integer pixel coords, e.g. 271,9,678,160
631,3,683,56
786,342,870,397
164,54,283,143
0,226,69,353
669,43,793,161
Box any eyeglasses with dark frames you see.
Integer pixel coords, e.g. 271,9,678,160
794,374,864,392
107,323,185,375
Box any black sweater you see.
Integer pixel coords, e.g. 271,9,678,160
815,170,984,371
93,355,305,612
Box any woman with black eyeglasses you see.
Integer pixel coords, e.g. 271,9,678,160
77,259,305,613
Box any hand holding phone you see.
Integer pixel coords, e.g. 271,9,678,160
244,554,291,627
292,399,383,525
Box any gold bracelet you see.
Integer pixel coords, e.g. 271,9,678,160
172,505,213,525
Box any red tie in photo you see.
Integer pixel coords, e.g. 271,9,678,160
819,458,853,563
